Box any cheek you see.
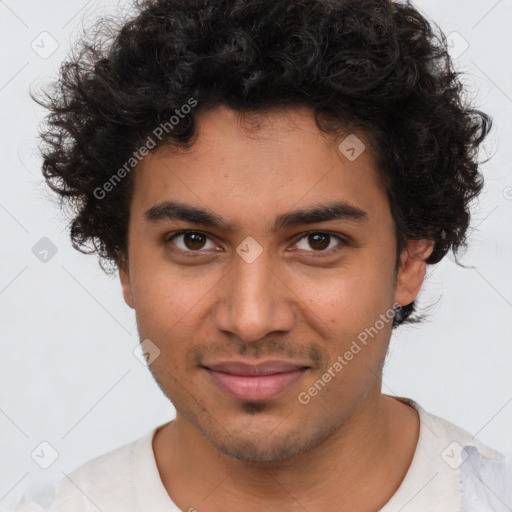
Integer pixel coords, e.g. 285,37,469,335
298,274,394,405
129,255,214,338
295,261,395,332
132,267,210,383
290,255,396,380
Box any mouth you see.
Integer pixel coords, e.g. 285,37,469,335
201,360,311,402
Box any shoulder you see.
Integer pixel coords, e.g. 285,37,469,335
459,445,512,511
398,396,503,459
15,428,158,512
403,397,512,511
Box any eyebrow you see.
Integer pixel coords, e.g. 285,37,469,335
144,200,368,232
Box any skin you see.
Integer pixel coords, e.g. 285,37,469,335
118,105,434,511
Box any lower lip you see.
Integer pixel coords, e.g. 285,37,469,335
204,368,308,402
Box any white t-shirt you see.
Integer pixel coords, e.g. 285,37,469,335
15,397,512,511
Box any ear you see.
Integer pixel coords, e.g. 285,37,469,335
117,253,135,309
394,239,434,307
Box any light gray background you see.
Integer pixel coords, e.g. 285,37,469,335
1,0,511,510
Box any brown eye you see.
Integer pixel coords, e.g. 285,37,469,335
182,232,207,250
294,232,346,254
166,231,217,252
308,233,330,250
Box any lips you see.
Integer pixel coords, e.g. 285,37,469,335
202,360,310,402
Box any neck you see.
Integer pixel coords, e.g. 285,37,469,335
153,390,419,511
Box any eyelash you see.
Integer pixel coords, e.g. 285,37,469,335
164,230,348,257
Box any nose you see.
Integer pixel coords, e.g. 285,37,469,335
213,249,296,343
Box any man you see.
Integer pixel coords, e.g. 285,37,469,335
18,0,511,510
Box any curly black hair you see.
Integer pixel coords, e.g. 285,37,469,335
31,0,491,326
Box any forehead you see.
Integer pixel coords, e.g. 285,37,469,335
130,106,391,231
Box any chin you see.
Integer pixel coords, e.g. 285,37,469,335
197,414,333,463
208,433,307,462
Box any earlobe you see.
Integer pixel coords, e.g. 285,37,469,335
117,256,135,309
394,239,434,307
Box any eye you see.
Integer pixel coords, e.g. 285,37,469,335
165,231,219,253
293,231,346,255
165,230,348,257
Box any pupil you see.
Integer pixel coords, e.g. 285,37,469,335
310,233,329,250
185,232,205,250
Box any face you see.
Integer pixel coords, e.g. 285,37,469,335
119,105,430,462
